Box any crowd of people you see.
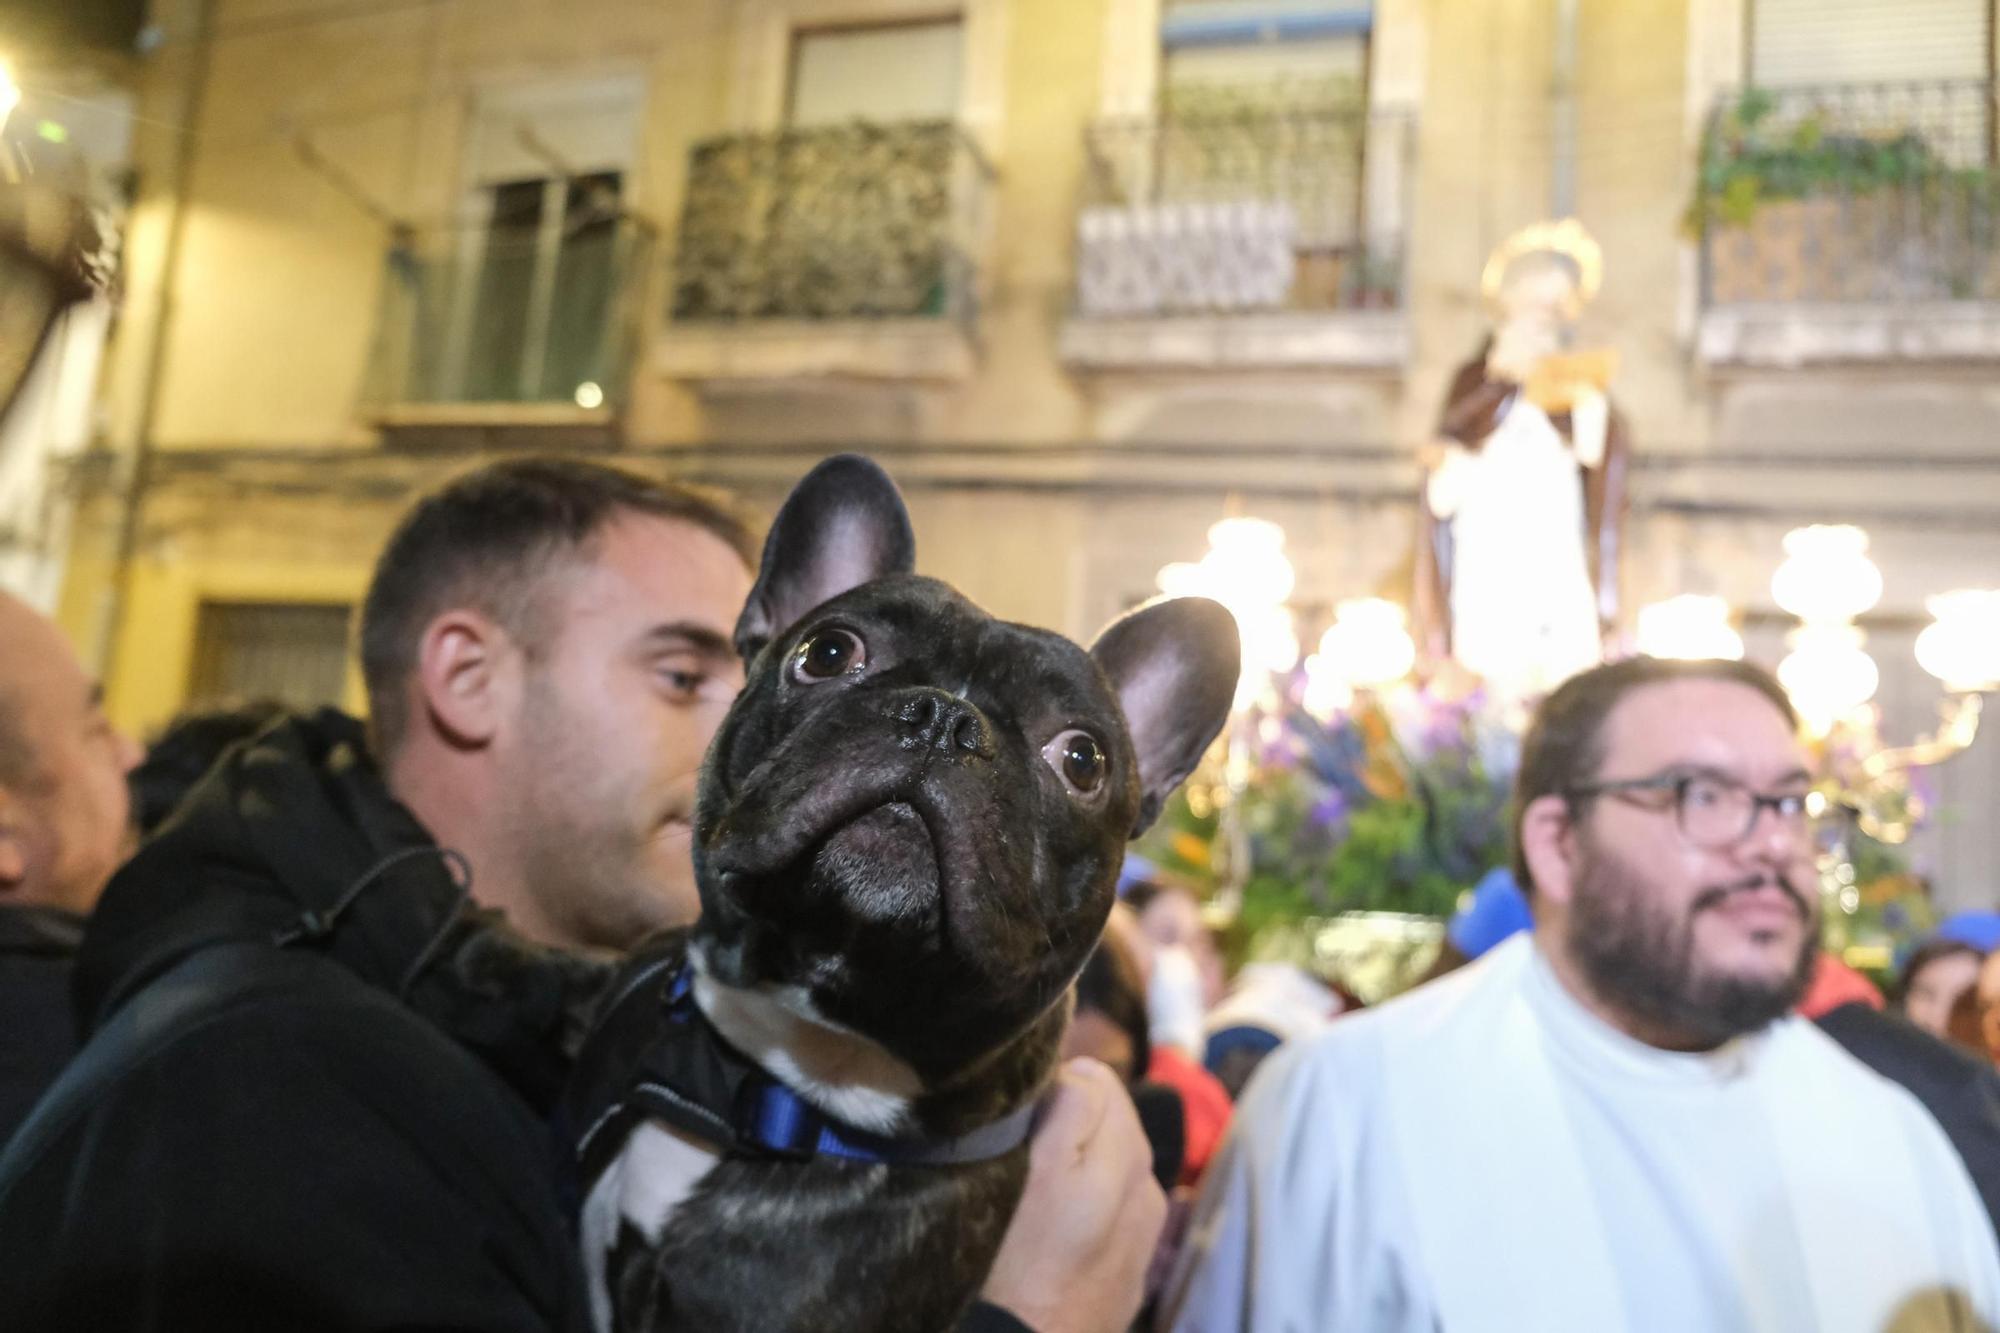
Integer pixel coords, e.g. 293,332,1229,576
1,455,1999,1331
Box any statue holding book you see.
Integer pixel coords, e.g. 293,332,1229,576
1413,219,1630,701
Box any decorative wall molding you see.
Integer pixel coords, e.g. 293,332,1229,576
1060,310,1409,371
1697,302,2000,367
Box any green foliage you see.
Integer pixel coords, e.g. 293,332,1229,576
1686,88,1997,232
1135,687,1517,942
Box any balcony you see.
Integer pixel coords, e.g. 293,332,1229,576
657,121,995,385
365,214,654,437
1692,80,2000,367
1060,106,1413,372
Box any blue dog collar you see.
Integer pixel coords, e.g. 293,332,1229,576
579,960,1036,1171
742,1077,1036,1167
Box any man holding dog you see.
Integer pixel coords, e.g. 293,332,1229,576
0,458,1164,1332
1165,656,2000,1331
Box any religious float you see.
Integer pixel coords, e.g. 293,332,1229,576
1137,220,2000,1003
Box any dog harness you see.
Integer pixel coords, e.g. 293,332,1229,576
573,958,1037,1175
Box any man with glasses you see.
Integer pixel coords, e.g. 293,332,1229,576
1163,656,2000,1331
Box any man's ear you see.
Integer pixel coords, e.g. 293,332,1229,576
1518,793,1579,908
412,610,521,750
0,791,27,889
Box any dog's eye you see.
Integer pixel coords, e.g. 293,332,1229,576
1043,729,1107,796
793,628,867,682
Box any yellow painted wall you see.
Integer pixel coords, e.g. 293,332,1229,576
928,0,1101,445
68,475,392,736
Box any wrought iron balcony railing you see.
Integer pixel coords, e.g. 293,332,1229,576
367,214,654,408
670,120,994,326
1695,80,2000,307
1074,106,1413,318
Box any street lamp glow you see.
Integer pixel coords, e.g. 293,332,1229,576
573,381,604,409
1771,525,1883,624
1915,589,2000,693
1636,595,1743,661
0,61,20,134
1159,515,1300,710
1201,516,1296,609
1778,623,1879,735
1316,598,1416,690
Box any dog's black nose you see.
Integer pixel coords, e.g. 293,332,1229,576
892,689,991,758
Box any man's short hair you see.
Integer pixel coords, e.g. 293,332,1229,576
359,457,756,756
1511,657,1798,893
130,700,291,835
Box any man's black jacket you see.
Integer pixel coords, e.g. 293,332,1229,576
0,903,84,1148
0,710,597,1332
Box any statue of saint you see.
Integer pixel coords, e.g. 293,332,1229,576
1413,220,1630,701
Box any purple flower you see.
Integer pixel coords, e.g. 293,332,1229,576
1309,790,1349,830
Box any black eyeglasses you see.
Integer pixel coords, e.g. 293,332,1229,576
1565,770,1818,851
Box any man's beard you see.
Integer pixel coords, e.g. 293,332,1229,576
1567,835,1818,1048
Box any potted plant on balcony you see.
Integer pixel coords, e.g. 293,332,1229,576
1688,87,2000,304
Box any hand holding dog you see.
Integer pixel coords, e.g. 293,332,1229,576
981,1058,1169,1333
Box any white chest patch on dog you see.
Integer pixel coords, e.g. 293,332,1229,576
581,1119,719,1332
693,969,923,1135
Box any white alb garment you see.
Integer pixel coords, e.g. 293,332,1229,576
1150,944,1209,1058
1427,395,1603,700
1163,933,2000,1333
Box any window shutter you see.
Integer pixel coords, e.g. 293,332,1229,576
1750,0,1988,86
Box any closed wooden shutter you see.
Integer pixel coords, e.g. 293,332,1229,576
788,21,964,127
188,602,353,711
1750,0,1989,86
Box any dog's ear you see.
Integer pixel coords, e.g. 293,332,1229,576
735,454,916,660
1089,597,1240,836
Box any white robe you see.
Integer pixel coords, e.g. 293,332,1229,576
1163,934,2000,1333
1428,393,1604,700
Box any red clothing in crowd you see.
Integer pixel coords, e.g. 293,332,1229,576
1147,1045,1233,1186
1796,951,1886,1020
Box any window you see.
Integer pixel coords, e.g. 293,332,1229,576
788,19,964,126
1749,0,1989,88
187,603,352,711
1145,2,1381,303
462,169,625,402
1160,1,1371,115
436,77,644,404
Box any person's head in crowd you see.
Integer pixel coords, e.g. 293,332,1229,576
128,700,291,837
1974,949,2000,1066
1515,656,1818,1051
359,458,757,951
1066,908,1187,1194
1064,909,1152,1086
1125,880,1226,1010
1949,981,1991,1058
1898,937,1985,1041
1201,961,1348,1100
0,592,141,917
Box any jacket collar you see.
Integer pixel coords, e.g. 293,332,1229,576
0,904,86,958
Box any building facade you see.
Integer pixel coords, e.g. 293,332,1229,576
42,0,2000,900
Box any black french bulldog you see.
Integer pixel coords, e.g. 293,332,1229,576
565,455,1238,1333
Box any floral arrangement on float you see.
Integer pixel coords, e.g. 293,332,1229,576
1136,673,1514,1002
1138,519,1995,1003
